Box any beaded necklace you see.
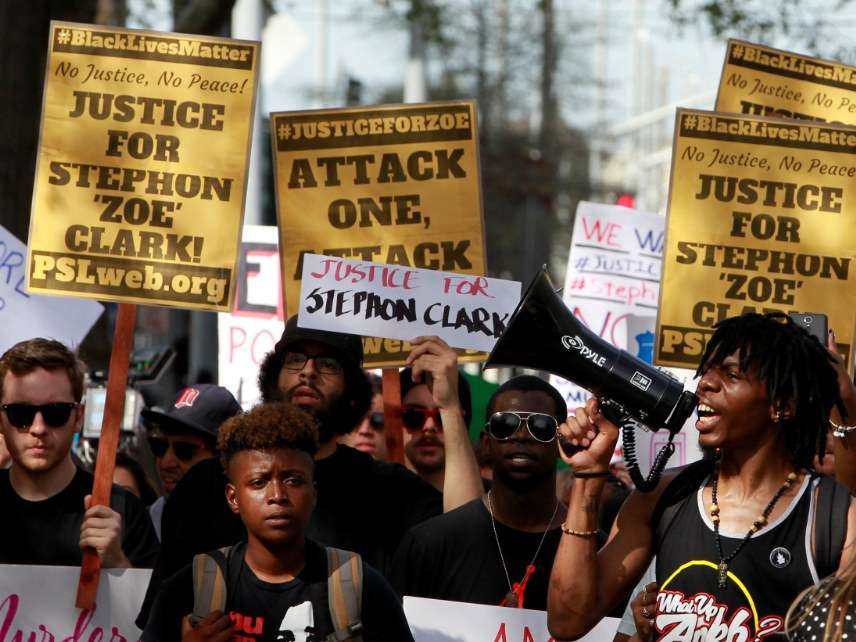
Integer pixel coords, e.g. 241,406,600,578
710,459,799,589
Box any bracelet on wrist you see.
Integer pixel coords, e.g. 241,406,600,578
561,524,599,538
830,418,856,438
573,470,610,479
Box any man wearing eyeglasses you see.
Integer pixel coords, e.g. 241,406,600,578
141,384,242,539
0,338,159,568
391,375,581,611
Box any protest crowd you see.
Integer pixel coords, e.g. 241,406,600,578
3,8,856,642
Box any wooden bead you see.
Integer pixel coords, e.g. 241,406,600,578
710,504,720,515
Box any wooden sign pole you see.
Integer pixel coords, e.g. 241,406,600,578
75,302,137,610
382,368,404,464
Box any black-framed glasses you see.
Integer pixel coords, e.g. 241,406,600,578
401,405,443,432
367,411,384,429
485,411,558,443
282,351,343,375
1,402,78,429
148,436,202,462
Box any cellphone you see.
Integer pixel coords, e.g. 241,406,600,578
789,312,828,344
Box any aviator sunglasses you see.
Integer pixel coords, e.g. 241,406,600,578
401,406,443,432
485,411,559,443
1,402,79,429
148,436,203,462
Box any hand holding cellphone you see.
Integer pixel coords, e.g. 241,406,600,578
789,312,828,343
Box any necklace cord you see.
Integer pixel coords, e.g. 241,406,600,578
487,490,560,608
710,458,799,588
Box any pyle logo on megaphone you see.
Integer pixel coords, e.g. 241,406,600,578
561,335,607,367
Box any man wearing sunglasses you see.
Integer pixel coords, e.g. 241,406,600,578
141,384,242,539
400,363,472,492
392,375,577,611
0,338,159,568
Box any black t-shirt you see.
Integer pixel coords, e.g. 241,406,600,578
390,498,568,611
0,467,159,567
138,446,441,626
142,539,414,642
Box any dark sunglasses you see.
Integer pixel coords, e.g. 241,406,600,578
282,351,343,375
401,405,443,432
148,436,202,462
1,402,78,429
367,411,384,429
485,411,558,443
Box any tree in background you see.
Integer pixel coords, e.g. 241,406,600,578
366,0,593,284
668,0,856,61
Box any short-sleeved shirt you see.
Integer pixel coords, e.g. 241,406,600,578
391,498,569,610
0,466,159,567
142,539,414,642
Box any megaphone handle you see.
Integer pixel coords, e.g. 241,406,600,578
558,397,625,459
598,398,627,428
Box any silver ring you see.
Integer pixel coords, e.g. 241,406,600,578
641,606,651,619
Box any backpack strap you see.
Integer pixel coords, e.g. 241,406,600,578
812,474,851,578
653,459,716,553
325,547,363,642
191,546,231,625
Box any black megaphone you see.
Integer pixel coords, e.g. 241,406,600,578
485,268,698,491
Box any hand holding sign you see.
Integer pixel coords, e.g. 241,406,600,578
182,612,233,642
80,494,130,569
407,336,461,412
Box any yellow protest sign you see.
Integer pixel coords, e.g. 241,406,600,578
656,109,856,369
717,39,856,125
27,22,259,311
271,101,486,367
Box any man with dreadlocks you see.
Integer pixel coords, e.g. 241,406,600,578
547,312,856,642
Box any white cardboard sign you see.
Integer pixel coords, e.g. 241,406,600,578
0,225,102,354
217,225,284,409
298,254,521,352
0,565,150,641
404,596,620,642
552,202,665,407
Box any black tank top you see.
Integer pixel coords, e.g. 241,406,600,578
655,475,821,642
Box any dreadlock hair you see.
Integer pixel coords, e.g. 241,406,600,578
696,312,844,470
